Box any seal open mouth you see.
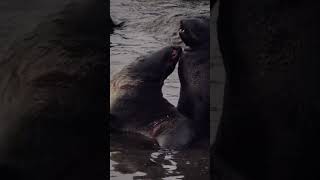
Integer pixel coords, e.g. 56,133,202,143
170,46,182,63
179,25,186,34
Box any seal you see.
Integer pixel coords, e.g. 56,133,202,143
177,17,210,138
0,0,106,179
213,1,320,179
110,46,194,149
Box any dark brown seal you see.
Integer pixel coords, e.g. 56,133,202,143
110,46,194,149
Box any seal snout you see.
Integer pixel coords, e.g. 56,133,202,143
170,46,182,62
179,20,188,34
179,19,193,47
179,21,185,33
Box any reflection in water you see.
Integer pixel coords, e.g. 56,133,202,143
110,151,147,180
110,0,209,179
110,132,209,179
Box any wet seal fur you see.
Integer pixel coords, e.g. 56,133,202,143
110,46,194,149
177,16,210,138
0,0,106,179
213,1,320,179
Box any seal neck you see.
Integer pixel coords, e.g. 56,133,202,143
186,43,209,51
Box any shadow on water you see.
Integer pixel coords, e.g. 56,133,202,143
110,0,209,179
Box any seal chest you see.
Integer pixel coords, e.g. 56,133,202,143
177,16,210,138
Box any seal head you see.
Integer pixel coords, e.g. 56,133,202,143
179,17,210,48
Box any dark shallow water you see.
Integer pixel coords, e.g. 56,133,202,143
110,133,210,180
110,0,210,179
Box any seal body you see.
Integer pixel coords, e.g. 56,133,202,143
0,0,106,179
213,1,320,180
177,17,210,138
110,46,194,149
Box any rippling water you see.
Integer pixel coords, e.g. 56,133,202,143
110,0,210,179
110,133,210,180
